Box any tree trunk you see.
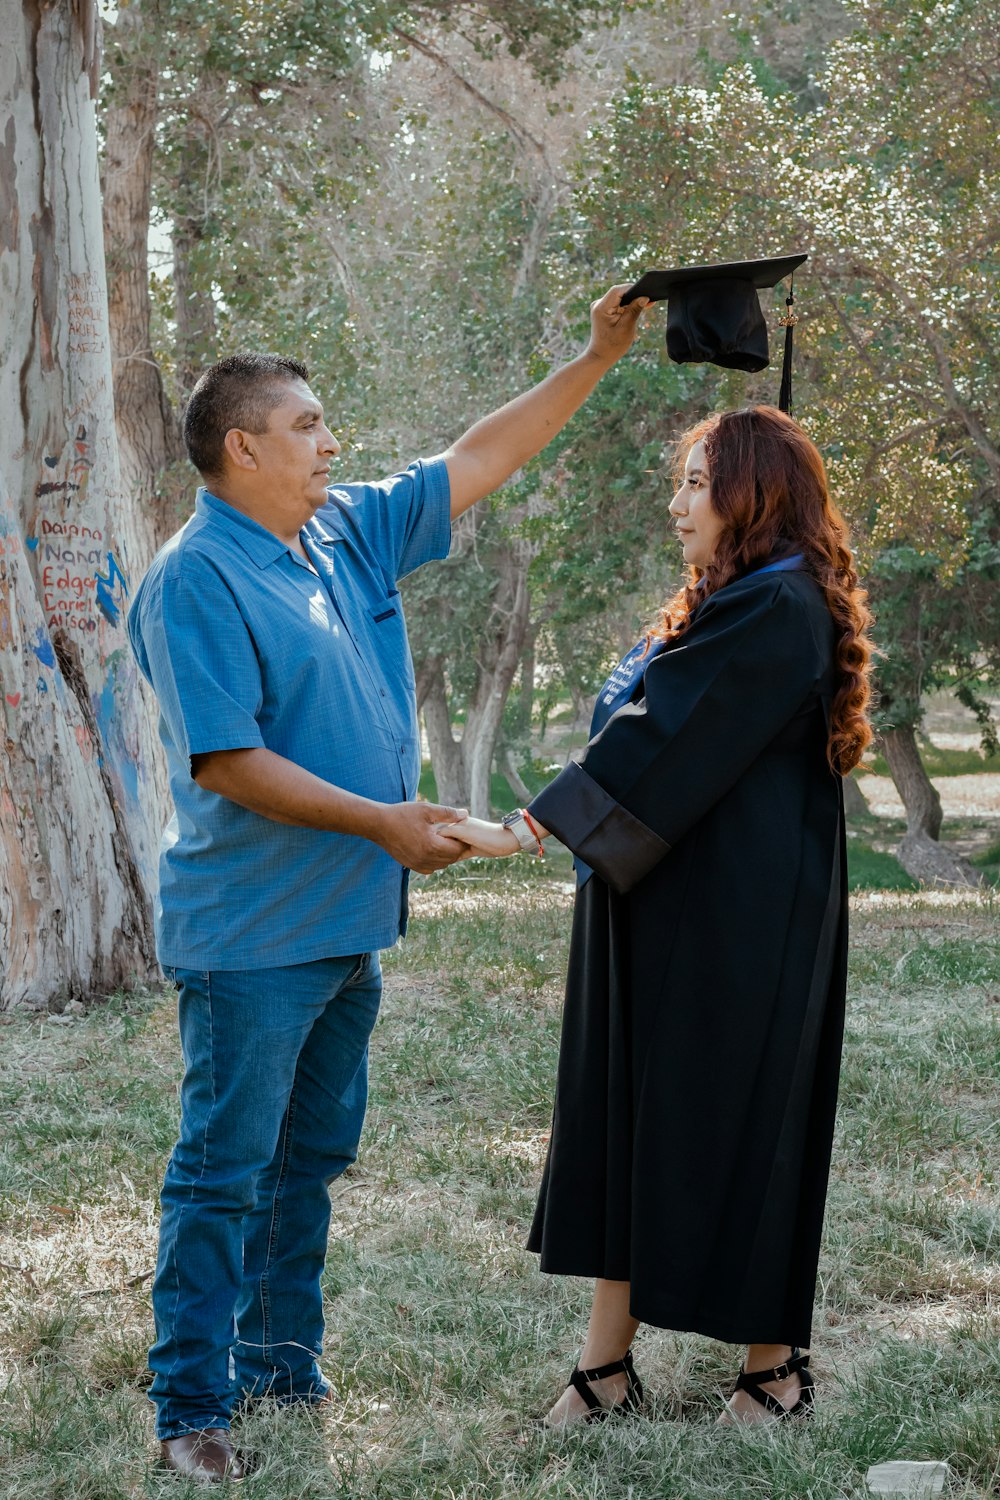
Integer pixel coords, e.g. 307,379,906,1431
880,726,943,840
173,183,219,397
421,665,468,809
879,727,978,886
500,632,535,746
499,745,533,806
419,553,533,816
100,0,175,832
842,772,869,819
897,831,980,888
498,632,537,803
517,636,536,736
463,555,532,818
0,0,160,1008
102,0,183,542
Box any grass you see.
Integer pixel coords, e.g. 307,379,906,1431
1,863,999,1498
417,762,554,809
970,841,1000,885
844,837,919,893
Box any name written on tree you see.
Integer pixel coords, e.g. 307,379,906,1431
33,518,127,632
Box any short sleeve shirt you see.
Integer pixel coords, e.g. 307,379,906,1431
127,459,451,969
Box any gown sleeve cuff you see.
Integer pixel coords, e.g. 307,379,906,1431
528,762,670,895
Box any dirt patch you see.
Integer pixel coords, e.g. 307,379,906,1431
856,772,1000,822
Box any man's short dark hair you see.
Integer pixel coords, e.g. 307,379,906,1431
183,354,310,478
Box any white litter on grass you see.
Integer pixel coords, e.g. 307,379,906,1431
851,887,995,910
485,1128,550,1167
865,1460,951,1497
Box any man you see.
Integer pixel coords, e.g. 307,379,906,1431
127,285,647,1482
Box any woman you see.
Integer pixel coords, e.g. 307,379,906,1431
441,404,874,1426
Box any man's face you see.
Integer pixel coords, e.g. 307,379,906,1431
246,380,341,514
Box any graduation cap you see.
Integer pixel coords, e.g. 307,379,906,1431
620,253,807,413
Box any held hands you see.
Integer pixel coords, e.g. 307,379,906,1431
374,804,522,872
436,816,520,859
587,284,651,366
374,800,474,874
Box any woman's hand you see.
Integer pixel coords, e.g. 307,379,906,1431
436,816,520,858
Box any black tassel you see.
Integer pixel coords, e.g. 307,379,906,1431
778,280,796,414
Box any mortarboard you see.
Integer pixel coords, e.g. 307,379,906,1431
621,253,807,413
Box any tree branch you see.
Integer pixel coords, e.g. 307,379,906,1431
391,27,547,158
870,415,953,455
863,265,1000,482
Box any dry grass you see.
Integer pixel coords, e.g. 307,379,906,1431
1,861,998,1498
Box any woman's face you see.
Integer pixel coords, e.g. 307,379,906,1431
669,439,725,570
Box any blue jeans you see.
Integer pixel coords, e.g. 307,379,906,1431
150,953,382,1440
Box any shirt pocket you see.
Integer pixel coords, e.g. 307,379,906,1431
370,591,401,626
368,591,415,689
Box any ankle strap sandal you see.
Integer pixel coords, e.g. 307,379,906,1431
567,1349,644,1422
731,1347,815,1420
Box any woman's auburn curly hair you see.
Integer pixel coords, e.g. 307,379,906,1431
650,404,874,776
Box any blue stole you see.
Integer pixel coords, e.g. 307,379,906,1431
572,554,805,886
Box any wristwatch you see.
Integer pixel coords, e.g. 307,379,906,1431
501,808,544,855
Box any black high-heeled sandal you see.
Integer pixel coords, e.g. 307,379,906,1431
729,1347,814,1420
564,1349,644,1423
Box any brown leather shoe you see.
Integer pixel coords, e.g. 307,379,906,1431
160,1428,246,1482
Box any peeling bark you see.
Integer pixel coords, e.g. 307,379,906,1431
0,0,160,1007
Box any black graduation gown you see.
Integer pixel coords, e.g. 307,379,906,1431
526,568,847,1348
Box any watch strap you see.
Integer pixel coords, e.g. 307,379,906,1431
501,808,543,855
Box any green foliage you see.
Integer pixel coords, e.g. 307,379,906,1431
105,0,1000,770
560,0,1000,734
418,0,656,84
524,339,694,700
865,530,1000,732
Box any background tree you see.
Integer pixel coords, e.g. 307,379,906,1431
2,0,653,1009
101,0,184,541
7,0,992,1011
107,0,996,843
865,531,1000,881
103,0,658,814
558,0,1000,879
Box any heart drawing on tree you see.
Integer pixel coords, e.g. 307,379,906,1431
6,693,22,707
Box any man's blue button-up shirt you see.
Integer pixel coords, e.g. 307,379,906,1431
127,459,451,970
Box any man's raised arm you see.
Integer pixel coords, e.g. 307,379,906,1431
441,284,650,519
